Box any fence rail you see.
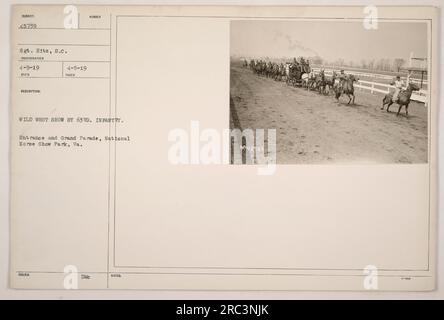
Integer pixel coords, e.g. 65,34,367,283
311,68,428,104
311,66,428,86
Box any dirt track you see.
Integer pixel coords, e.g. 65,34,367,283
230,65,428,164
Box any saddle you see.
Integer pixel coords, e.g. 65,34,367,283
392,89,405,103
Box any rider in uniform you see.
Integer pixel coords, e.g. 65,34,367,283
391,75,404,102
309,68,316,80
338,69,347,90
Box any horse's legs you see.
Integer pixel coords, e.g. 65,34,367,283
397,104,403,116
352,94,355,105
405,103,409,117
386,101,393,112
347,94,351,104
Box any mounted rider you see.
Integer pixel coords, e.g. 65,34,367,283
305,59,310,71
300,57,310,73
309,68,316,80
299,57,306,66
390,75,405,103
290,58,299,72
337,69,347,90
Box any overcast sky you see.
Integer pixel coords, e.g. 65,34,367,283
231,20,428,64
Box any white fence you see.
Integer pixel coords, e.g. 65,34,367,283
311,67,428,86
354,80,428,104
311,68,428,104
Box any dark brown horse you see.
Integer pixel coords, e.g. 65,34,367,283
286,63,302,87
381,83,420,117
335,74,358,104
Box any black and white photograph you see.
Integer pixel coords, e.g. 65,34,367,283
230,20,429,164
3,3,440,297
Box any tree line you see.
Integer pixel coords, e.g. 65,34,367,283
310,56,407,72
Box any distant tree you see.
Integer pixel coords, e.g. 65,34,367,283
383,59,391,71
375,58,391,71
360,59,367,69
375,58,383,71
393,58,406,72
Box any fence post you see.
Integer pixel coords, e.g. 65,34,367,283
371,83,374,94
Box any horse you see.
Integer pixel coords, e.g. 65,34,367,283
335,74,358,104
287,63,302,87
381,83,420,117
301,73,310,88
272,63,280,81
249,59,255,71
323,71,337,95
305,71,317,91
315,70,327,94
266,62,273,78
257,61,266,76
278,63,286,81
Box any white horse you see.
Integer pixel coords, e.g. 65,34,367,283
302,71,316,90
301,73,309,88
